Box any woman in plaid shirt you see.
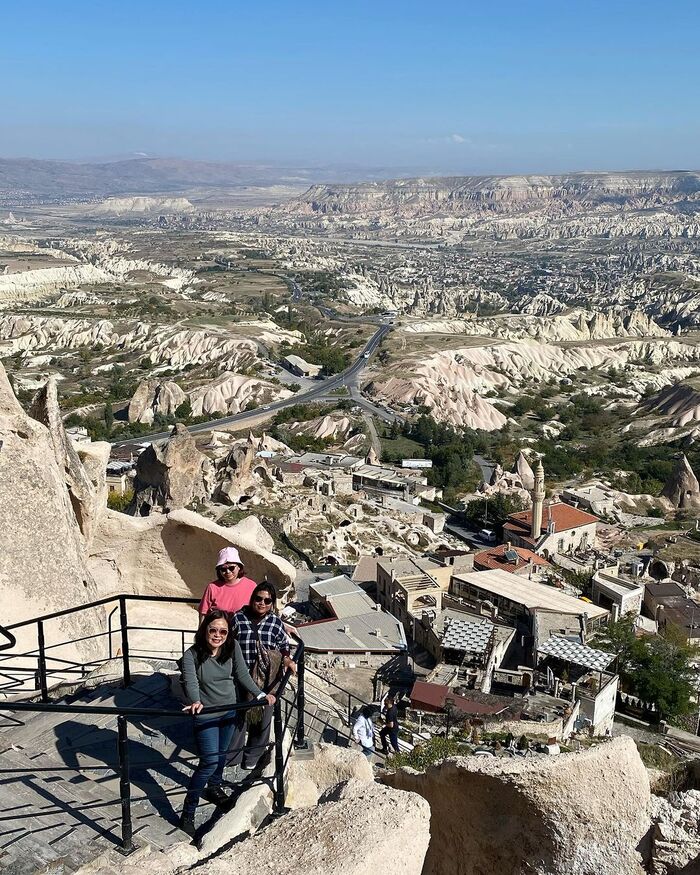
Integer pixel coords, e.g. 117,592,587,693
228,582,296,773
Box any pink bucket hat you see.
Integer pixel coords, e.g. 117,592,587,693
216,546,242,567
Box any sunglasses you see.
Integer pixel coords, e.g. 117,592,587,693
207,628,228,637
219,565,239,573
253,596,273,605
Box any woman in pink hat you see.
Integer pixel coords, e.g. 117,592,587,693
198,547,258,623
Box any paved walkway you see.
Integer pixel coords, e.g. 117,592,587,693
0,673,215,873
0,669,349,874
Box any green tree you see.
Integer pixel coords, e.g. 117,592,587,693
175,398,193,421
103,400,114,431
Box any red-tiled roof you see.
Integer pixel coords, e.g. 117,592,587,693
473,544,551,573
505,502,599,543
410,681,507,716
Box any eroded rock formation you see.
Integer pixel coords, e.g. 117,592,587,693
88,507,295,604
0,362,103,655
384,736,650,875
130,423,213,515
661,455,700,510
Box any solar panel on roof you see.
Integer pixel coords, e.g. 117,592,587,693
504,549,519,564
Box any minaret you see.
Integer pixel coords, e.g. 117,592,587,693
531,460,545,540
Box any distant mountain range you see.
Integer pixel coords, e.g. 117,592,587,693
0,157,412,203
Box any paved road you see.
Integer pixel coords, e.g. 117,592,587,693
112,322,392,449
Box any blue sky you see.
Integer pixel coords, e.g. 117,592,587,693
2,0,699,173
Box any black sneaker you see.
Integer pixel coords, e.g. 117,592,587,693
203,785,229,807
179,813,196,838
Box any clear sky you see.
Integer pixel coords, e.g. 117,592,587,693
2,0,699,174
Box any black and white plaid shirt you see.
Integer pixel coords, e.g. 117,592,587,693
231,609,290,671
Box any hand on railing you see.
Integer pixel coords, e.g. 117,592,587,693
283,655,297,675
182,701,204,714
266,693,276,707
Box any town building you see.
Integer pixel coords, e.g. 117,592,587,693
535,635,618,736
449,569,609,658
503,461,599,558
294,575,407,668
590,564,644,619
561,483,617,518
376,556,452,632
281,354,323,378
473,543,551,578
106,460,134,496
643,582,700,645
412,606,516,692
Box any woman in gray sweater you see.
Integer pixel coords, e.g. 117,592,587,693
179,609,275,837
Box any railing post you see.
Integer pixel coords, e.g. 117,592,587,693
273,698,286,811
117,715,135,854
295,651,307,749
119,596,131,687
37,621,49,703
347,693,352,726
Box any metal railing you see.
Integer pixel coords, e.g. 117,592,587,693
0,594,307,853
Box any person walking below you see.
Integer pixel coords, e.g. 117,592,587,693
228,582,296,775
179,610,274,838
352,705,376,759
198,547,257,623
380,694,401,756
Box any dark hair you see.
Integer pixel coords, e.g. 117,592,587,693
361,704,376,719
248,581,278,614
216,561,245,582
194,610,236,664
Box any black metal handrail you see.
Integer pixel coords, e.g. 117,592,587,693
0,624,16,652
0,593,307,854
4,641,305,853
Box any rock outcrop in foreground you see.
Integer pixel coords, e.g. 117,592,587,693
0,362,105,655
384,736,650,875
89,507,295,603
649,789,700,874
75,779,430,875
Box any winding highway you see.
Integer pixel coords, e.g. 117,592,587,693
112,321,393,449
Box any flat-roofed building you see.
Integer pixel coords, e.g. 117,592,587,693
376,556,451,631
591,565,644,619
561,483,617,518
282,354,322,378
450,569,608,659
643,582,700,644
295,575,406,667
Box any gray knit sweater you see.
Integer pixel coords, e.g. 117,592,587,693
181,641,266,708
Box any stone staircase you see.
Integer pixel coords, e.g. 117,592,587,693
0,669,353,874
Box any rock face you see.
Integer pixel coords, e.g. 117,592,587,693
286,743,374,809
201,779,430,875
290,172,700,219
130,424,212,515
0,361,103,655
512,450,535,491
661,454,700,509
127,380,187,425
28,377,110,545
127,373,292,424
88,507,295,603
188,371,292,417
649,790,700,874
384,736,650,875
